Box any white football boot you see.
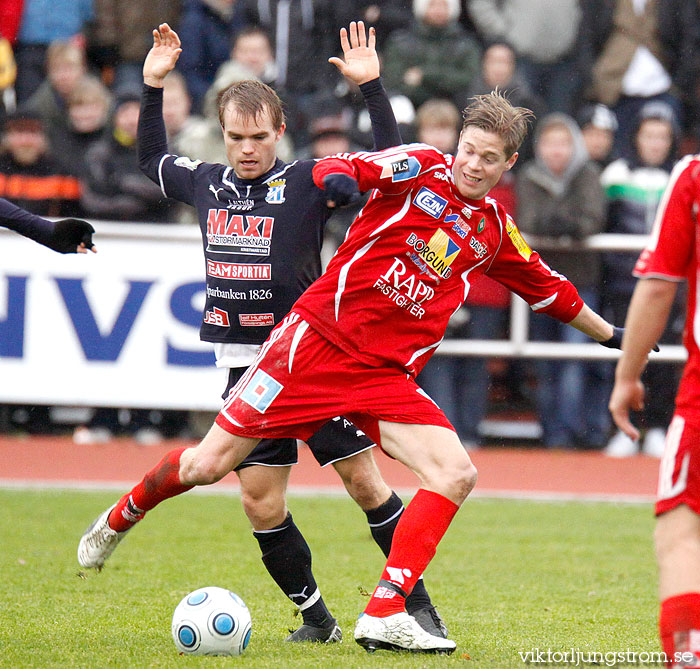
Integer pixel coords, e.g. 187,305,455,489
354,612,456,654
77,505,131,569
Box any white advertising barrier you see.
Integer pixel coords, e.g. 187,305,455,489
0,222,228,410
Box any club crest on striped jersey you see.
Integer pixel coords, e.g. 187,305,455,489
240,369,284,413
406,228,460,279
265,178,286,204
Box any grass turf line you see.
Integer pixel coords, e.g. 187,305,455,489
0,490,658,668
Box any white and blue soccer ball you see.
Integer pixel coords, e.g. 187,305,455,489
171,586,252,656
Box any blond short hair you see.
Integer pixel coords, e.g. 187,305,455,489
46,41,85,70
461,90,534,158
416,99,460,130
68,75,111,108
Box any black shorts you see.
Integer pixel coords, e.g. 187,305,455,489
223,367,375,470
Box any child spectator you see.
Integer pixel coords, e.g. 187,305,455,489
413,98,460,153
12,0,92,103
577,103,618,168
24,41,87,150
517,113,608,448
50,75,111,178
80,89,176,222
601,101,683,457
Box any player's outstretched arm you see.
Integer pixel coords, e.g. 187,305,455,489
143,23,182,88
609,278,677,440
329,21,379,87
0,198,96,253
567,303,614,342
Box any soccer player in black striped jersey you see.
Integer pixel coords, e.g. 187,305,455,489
78,22,447,643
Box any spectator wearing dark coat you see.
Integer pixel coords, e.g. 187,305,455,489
49,75,112,179
23,41,87,155
177,0,245,114
0,110,81,217
600,101,683,457
382,0,481,110
468,0,588,115
237,0,342,98
80,90,175,222
517,113,608,449
336,2,412,49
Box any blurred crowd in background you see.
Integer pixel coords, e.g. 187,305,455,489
1,0,698,454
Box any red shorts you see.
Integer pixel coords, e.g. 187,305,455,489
215,312,453,445
656,413,700,516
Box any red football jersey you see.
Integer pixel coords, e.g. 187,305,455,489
634,155,700,421
292,143,583,376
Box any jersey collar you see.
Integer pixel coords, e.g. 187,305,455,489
449,177,486,210
228,158,286,187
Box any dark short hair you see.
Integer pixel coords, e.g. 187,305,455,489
461,90,533,158
217,79,285,131
233,26,273,50
3,110,43,133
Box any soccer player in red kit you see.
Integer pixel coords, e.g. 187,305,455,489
610,155,700,667
81,91,622,653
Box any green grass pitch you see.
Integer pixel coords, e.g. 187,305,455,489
0,490,660,668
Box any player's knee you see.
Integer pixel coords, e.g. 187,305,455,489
432,458,477,504
452,459,478,501
180,453,228,485
342,468,390,510
240,489,286,529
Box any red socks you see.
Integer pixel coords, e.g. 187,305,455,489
108,447,193,532
364,489,459,618
660,592,700,667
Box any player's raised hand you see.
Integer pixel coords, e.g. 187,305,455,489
328,21,379,86
143,23,182,88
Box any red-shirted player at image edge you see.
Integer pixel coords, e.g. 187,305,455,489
610,156,700,667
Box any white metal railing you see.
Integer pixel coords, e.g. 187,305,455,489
5,224,685,364
434,232,687,364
